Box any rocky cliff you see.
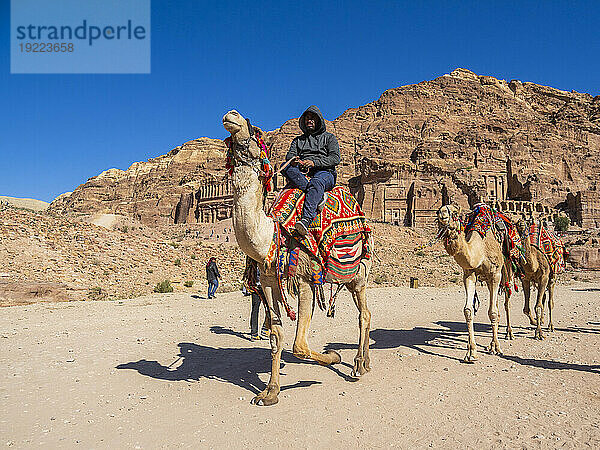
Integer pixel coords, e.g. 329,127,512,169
49,138,228,225
266,68,600,208
50,69,600,226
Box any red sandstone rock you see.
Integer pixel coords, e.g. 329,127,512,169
48,69,600,230
568,247,600,270
0,281,70,306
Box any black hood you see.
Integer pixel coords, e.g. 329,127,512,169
299,105,326,135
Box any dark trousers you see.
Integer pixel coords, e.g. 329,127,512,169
283,165,335,225
250,292,261,336
208,279,218,298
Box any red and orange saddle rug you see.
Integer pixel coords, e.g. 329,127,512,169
464,202,523,263
267,186,372,282
528,221,567,275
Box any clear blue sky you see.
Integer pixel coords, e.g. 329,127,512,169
1,0,598,202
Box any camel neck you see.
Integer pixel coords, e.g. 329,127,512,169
521,232,537,269
230,165,274,263
445,229,484,270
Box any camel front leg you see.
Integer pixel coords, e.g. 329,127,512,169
251,278,283,406
486,272,503,355
292,281,341,366
504,290,513,340
502,266,513,340
522,279,536,325
463,271,478,363
534,276,549,340
349,283,371,378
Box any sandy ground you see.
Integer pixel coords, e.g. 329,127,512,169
1,284,599,448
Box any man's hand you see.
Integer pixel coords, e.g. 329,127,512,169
298,159,315,169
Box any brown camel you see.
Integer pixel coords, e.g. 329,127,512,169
436,204,513,363
222,110,373,406
515,219,555,340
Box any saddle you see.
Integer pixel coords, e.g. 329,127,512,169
464,203,523,264
528,221,567,275
266,186,372,283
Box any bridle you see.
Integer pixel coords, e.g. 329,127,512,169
227,119,262,169
224,116,274,194
436,206,463,245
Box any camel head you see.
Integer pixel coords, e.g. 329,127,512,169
222,110,262,161
515,217,529,237
437,204,462,230
436,204,463,242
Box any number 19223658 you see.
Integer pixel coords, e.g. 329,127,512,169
19,43,74,52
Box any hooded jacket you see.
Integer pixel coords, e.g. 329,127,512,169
285,105,340,173
206,260,220,282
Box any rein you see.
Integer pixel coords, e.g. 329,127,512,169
415,225,449,252
224,127,274,193
224,118,296,321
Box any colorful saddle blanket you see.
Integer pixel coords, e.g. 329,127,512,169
268,186,371,281
464,203,523,262
528,221,566,274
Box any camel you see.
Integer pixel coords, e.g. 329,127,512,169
222,110,373,406
436,204,513,363
515,219,554,340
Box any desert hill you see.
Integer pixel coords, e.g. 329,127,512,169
1,202,492,305
48,68,600,227
0,205,243,305
0,195,49,211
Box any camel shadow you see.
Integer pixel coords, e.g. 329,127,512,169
501,354,600,374
552,325,600,335
210,325,251,341
325,320,532,363
116,342,320,395
326,321,600,373
325,323,465,362
210,325,356,380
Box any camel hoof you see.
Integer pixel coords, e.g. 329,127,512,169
251,385,279,406
351,357,369,378
534,331,544,341
548,324,555,332
487,345,503,356
325,350,342,365
462,352,478,364
350,368,367,378
252,395,279,406
505,330,514,340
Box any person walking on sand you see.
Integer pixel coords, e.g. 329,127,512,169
249,266,269,341
283,105,340,236
205,257,221,299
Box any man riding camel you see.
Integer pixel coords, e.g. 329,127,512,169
283,105,340,236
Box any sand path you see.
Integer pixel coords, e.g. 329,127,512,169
1,284,599,448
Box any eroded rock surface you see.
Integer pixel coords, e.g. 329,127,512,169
49,69,600,228
49,138,227,225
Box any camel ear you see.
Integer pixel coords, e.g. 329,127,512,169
451,204,461,219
